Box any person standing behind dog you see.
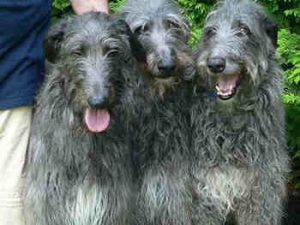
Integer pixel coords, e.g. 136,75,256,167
0,1,108,225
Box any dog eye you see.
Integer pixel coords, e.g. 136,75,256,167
72,46,85,56
134,24,150,35
166,20,180,29
236,25,251,37
103,46,118,57
204,27,216,39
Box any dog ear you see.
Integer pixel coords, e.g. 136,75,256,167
262,17,278,48
44,18,70,63
113,19,147,63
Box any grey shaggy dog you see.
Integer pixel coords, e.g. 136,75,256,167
191,0,290,224
24,12,146,225
121,0,194,225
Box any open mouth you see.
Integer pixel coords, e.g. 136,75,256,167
84,109,111,133
215,73,240,100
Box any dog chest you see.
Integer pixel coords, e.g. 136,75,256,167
201,166,252,212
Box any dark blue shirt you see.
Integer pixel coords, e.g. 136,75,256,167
0,0,51,109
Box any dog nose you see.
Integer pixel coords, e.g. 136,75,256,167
88,96,108,109
207,57,226,73
158,60,176,73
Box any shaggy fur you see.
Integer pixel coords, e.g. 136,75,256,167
24,12,145,225
121,0,194,224
191,0,290,224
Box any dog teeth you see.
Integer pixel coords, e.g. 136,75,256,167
216,85,222,95
216,85,221,95
216,84,238,98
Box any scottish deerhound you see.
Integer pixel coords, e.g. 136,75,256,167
122,0,193,96
24,12,146,225
121,0,194,224
191,0,290,224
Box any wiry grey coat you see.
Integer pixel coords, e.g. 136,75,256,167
121,0,194,224
191,0,290,224
24,12,145,225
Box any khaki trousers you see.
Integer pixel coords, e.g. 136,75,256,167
0,107,32,225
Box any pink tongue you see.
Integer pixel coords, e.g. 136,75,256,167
84,109,110,133
217,74,239,95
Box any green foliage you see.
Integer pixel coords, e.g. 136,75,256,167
51,0,300,186
274,1,300,170
177,0,215,46
51,0,72,22
109,0,127,12
52,0,70,10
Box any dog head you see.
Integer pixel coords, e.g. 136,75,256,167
195,0,278,103
122,0,193,95
45,12,146,133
